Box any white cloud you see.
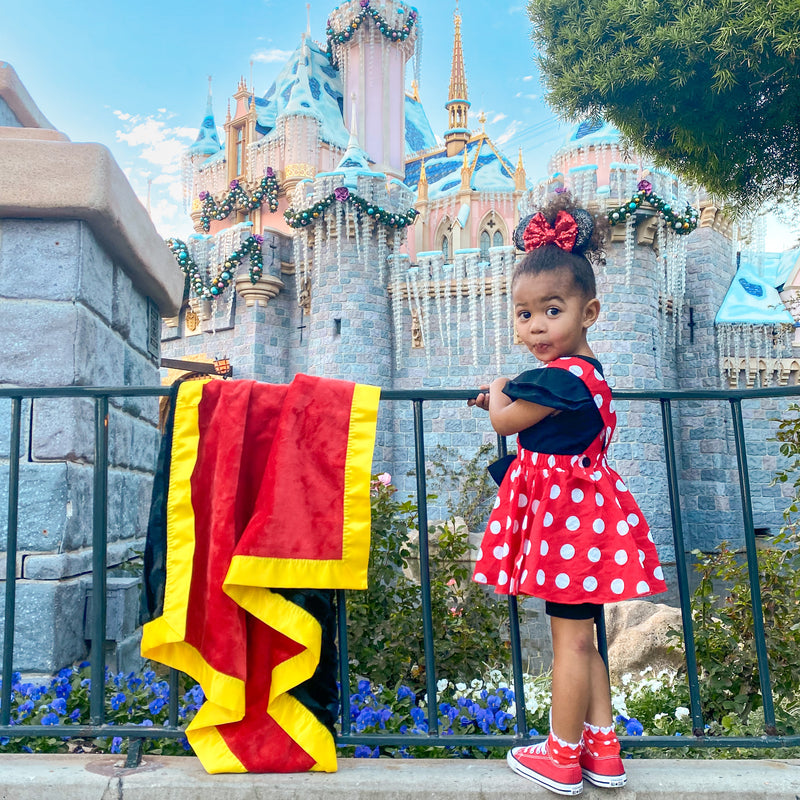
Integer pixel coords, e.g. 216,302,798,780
495,120,522,147
251,48,293,63
522,75,534,82
115,114,196,174
113,110,133,121
491,113,507,124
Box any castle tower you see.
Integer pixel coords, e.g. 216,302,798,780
225,77,253,183
444,6,470,157
326,0,419,179
188,78,223,164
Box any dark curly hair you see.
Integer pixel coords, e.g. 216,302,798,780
512,193,608,299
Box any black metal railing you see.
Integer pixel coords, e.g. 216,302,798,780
2,383,800,764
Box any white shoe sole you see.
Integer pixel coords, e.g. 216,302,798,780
582,766,627,788
507,750,583,795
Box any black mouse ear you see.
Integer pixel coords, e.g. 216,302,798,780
514,214,535,252
572,209,595,253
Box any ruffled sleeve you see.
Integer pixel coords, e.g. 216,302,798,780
503,368,593,411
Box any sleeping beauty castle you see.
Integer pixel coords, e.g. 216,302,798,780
161,0,800,560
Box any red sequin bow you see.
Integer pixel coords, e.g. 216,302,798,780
522,211,578,253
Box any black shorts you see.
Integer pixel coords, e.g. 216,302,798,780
545,601,603,621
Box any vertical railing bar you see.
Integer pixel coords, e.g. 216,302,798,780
167,669,179,728
1,398,22,727
595,609,609,669
337,589,352,738
729,399,777,733
90,396,109,725
493,433,528,737
660,398,704,733
413,399,439,736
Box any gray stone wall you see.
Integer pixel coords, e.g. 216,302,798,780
0,218,160,673
0,96,21,126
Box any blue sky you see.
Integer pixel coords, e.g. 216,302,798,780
2,0,793,249
2,1,570,238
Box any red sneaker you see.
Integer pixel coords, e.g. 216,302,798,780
580,728,627,788
507,734,583,796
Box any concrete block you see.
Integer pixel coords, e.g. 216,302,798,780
74,306,125,385
21,538,145,580
85,576,142,641
0,397,31,458
0,576,89,672
111,262,134,338
121,348,160,423
31,397,94,462
77,223,114,322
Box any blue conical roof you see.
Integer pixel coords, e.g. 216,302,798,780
189,87,222,157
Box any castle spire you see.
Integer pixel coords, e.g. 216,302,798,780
444,3,471,157
448,4,468,108
188,76,222,158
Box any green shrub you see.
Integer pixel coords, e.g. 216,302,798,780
346,475,508,689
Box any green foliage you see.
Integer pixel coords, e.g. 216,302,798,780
526,0,800,207
426,443,499,532
346,476,508,689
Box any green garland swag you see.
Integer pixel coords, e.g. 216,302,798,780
283,187,418,230
609,184,698,235
167,235,264,300
199,171,279,233
326,0,417,66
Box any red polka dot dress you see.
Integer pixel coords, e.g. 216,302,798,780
473,356,667,604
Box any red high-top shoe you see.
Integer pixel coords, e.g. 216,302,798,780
580,726,626,788
507,732,583,796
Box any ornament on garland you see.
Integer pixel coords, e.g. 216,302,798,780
198,168,280,232
326,0,417,66
284,186,418,231
167,235,264,299
608,180,698,234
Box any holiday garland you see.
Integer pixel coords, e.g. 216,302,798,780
198,168,279,232
326,0,417,66
168,235,264,299
284,186,418,230
609,180,698,234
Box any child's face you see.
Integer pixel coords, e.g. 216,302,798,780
512,269,600,363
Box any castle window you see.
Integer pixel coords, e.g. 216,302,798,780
480,230,490,261
493,230,503,248
442,235,450,262
235,127,244,176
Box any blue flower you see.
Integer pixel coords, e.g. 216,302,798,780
184,685,204,706
0,737,9,746
111,692,127,711
409,707,426,725
528,727,540,737
357,679,371,695
148,697,167,716
143,670,156,684
80,679,91,689
626,718,644,736
69,709,81,722
181,737,192,751
138,719,154,727
41,712,59,725
51,697,67,715
110,737,123,754
57,667,73,680
78,661,90,669
396,685,414,702
354,745,379,758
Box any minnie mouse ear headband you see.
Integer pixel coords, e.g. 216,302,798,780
513,208,595,254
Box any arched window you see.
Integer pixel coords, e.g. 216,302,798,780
442,235,450,262
480,230,490,261
493,230,504,248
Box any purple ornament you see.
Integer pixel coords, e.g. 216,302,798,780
266,167,274,177
254,235,264,244
230,179,239,189
637,179,653,194
334,186,350,202
361,0,369,6
553,186,567,194
199,191,208,200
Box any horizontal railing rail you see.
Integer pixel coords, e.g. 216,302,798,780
2,383,800,766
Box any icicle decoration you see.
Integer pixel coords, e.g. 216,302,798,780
443,263,454,372
464,251,480,367
490,246,505,373
377,222,388,286
624,214,636,287
427,254,446,355
414,13,423,88
477,260,487,348
336,201,345,290
389,254,408,369
454,253,463,364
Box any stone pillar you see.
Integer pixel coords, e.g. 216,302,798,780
592,231,675,570
305,232,393,468
0,63,183,673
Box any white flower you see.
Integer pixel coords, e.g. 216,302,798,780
654,713,667,721
437,678,449,693
455,682,467,692
621,672,632,686
470,679,483,690
675,706,690,719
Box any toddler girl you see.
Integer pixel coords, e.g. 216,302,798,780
469,196,667,795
